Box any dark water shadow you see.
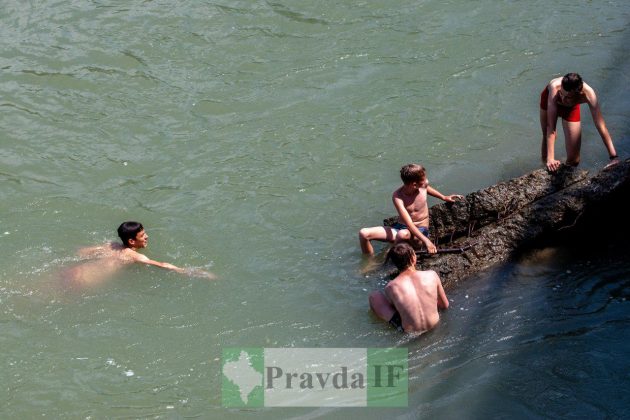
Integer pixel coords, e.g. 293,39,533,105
597,31,630,159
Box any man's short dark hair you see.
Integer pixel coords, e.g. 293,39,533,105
117,221,144,247
387,243,416,271
400,164,426,185
561,73,583,92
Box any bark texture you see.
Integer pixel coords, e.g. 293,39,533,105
384,160,630,289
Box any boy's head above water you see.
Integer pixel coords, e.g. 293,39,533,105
117,221,147,249
400,164,426,186
387,242,417,271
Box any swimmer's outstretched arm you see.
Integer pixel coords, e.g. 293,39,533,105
132,252,217,279
133,253,185,272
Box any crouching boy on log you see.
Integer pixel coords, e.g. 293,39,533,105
369,243,449,333
359,163,462,254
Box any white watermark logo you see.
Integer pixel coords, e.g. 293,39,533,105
222,347,407,407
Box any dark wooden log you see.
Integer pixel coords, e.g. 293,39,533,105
384,159,630,289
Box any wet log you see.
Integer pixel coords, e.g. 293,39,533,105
384,159,630,289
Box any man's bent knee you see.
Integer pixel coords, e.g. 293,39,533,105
396,230,411,241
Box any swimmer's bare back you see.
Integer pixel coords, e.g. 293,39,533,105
62,243,137,287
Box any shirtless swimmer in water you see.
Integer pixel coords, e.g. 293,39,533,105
369,242,449,333
63,221,215,286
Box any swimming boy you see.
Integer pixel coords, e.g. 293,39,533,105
369,243,449,333
63,221,215,285
359,163,462,254
540,73,619,172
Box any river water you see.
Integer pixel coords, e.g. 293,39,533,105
1,0,629,418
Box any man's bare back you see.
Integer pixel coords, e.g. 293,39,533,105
385,269,444,332
369,243,449,334
63,243,154,287
78,242,137,260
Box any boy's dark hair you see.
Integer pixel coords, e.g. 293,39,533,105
400,164,426,184
561,73,583,92
117,221,144,247
386,243,416,271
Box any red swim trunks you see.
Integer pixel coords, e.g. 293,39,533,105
540,88,581,122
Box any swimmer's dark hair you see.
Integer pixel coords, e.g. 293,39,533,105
117,221,144,247
386,243,416,271
400,164,426,185
562,73,583,92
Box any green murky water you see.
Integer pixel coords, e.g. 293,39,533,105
1,0,629,417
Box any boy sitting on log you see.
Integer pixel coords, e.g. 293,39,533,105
369,243,449,333
359,163,462,254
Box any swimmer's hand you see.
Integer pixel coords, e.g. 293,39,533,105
184,268,217,280
443,194,464,203
604,157,620,170
546,158,561,172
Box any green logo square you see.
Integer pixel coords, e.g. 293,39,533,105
221,347,264,407
367,348,408,407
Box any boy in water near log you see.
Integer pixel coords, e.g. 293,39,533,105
369,243,449,333
63,221,215,286
359,163,462,254
540,72,619,172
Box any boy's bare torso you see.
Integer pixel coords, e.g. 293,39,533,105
393,185,429,227
63,243,139,286
385,270,440,332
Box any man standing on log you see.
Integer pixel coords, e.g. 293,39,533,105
359,163,462,254
540,72,619,172
369,243,449,333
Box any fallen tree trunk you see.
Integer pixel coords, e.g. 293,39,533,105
384,159,630,289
